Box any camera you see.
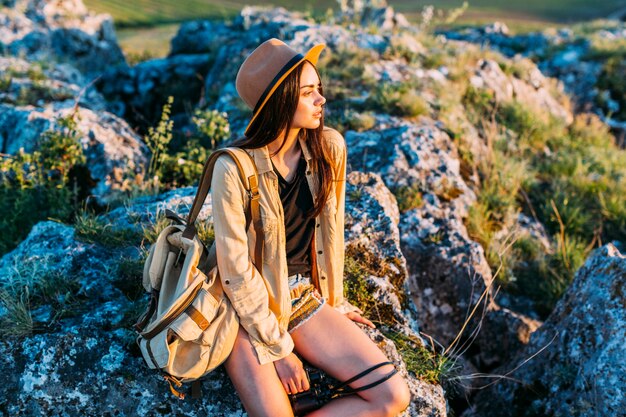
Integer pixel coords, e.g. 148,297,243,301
288,365,340,416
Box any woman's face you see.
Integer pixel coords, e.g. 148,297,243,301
292,62,326,130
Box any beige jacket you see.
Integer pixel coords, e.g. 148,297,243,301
210,127,348,365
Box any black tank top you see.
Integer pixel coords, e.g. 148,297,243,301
272,157,315,276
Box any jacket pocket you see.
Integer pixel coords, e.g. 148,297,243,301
261,216,278,264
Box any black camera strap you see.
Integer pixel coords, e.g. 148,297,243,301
332,361,398,397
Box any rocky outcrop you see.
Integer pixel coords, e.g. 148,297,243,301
470,59,573,125
345,171,413,327
0,56,107,110
0,104,148,202
463,243,626,417
96,53,214,129
441,22,625,133
0,0,125,77
345,116,540,371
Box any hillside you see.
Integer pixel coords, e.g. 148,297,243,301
1,0,625,416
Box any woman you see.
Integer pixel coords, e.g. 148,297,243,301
210,38,411,417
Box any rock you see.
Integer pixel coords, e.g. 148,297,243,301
169,20,234,56
0,56,107,110
439,22,626,126
345,171,411,327
0,0,125,77
0,105,148,202
345,117,538,372
362,327,447,417
338,0,411,31
470,59,573,125
97,53,214,130
463,243,626,417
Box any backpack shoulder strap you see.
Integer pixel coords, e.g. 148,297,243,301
183,147,264,270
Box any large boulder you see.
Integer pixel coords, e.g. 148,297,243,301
96,53,215,130
0,104,148,202
463,243,626,417
469,59,573,125
0,0,125,77
346,116,539,369
0,56,107,110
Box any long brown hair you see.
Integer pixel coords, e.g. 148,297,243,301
231,60,334,218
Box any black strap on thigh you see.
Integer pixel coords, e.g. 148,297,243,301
333,361,398,396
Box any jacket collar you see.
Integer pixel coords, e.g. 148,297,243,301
250,136,313,175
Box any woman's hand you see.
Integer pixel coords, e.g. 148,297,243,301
274,353,310,395
345,311,375,328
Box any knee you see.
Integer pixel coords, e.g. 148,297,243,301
379,376,411,416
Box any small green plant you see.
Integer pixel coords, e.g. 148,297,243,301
144,96,174,187
158,139,212,188
39,113,86,183
423,230,444,245
114,256,146,302
343,253,377,316
197,221,215,246
384,329,453,385
366,82,429,118
0,257,84,337
392,184,423,213
0,73,11,91
74,210,143,247
142,210,172,244
192,108,231,150
347,186,364,201
0,287,34,338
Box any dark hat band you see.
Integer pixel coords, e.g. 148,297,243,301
253,53,305,114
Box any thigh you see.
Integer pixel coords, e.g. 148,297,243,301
223,326,293,417
290,304,404,402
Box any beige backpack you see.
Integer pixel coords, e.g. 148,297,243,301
134,147,263,399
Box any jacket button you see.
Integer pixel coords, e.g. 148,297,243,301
316,223,320,228
306,171,311,175
224,279,230,285
317,250,322,255
321,276,326,280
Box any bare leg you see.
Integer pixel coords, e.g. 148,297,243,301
223,326,294,417
291,305,411,417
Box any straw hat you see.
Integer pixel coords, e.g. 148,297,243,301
236,38,326,136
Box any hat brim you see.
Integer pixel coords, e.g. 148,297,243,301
244,43,326,136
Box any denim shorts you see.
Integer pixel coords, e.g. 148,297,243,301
287,273,325,333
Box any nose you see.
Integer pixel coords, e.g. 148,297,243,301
315,90,326,106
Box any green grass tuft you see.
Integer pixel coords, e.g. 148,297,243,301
384,329,453,385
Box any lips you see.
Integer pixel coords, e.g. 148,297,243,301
313,111,322,118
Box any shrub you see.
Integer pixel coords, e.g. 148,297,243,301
0,112,86,255
192,108,230,150
366,82,429,118
158,139,212,188
325,108,377,133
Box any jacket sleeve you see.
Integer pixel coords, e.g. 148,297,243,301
210,155,294,365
